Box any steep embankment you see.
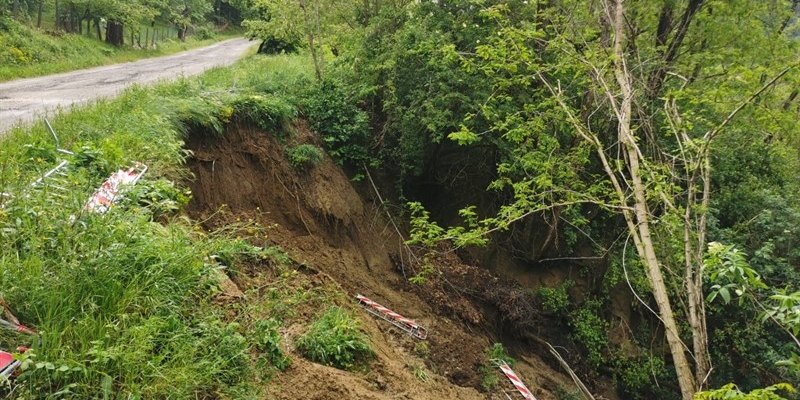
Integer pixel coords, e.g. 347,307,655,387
182,120,597,399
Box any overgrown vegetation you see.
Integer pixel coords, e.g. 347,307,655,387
315,1,800,398
0,53,317,398
5,0,800,397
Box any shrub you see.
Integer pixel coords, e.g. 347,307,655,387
295,306,374,370
121,178,192,218
286,144,324,169
610,354,669,400
301,80,370,167
569,299,609,368
253,319,291,371
257,37,299,54
536,280,573,315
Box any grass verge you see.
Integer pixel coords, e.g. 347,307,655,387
0,52,315,398
0,16,243,82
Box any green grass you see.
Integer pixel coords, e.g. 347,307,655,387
0,15,243,82
295,306,375,370
286,144,324,169
0,53,314,397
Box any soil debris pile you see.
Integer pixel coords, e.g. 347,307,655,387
183,121,592,400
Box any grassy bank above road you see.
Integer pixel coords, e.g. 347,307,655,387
0,16,244,82
0,54,316,398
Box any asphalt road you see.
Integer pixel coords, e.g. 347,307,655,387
0,37,257,134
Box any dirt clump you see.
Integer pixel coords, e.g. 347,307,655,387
183,121,592,399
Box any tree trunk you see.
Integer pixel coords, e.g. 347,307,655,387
94,18,102,40
609,1,697,398
685,168,711,389
105,21,124,46
299,0,322,81
12,0,19,19
54,0,59,30
37,0,43,28
67,3,75,33
313,0,324,77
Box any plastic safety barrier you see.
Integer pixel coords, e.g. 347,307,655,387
84,162,148,213
0,350,21,381
356,294,428,340
494,359,537,400
0,297,37,382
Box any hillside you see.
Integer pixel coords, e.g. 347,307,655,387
4,0,800,393
182,120,593,399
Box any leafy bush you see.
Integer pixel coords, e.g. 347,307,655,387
569,299,608,368
610,354,670,400
295,306,374,370
536,280,573,315
257,37,299,54
71,142,125,181
253,319,291,371
301,80,370,167
286,144,324,169
696,383,797,400
121,178,192,218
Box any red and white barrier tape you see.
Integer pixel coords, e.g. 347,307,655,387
0,350,20,380
84,162,147,213
356,294,428,340
495,360,537,400
0,297,37,381
0,297,36,335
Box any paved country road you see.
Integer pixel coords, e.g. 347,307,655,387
0,37,257,134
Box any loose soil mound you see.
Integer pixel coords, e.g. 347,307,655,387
184,121,589,399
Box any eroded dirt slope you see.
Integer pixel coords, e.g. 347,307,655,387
184,121,587,400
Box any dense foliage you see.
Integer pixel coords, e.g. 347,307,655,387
304,0,800,398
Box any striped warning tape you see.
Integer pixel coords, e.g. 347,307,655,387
0,350,21,381
1,297,37,335
494,359,537,400
84,162,148,213
356,294,428,340
0,297,37,382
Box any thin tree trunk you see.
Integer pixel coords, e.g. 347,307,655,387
68,4,74,33
12,0,19,19
54,0,59,30
95,18,102,40
608,1,696,398
685,159,711,389
299,0,322,81
313,0,324,77
37,0,43,28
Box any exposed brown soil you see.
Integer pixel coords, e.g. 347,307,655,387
183,120,606,400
